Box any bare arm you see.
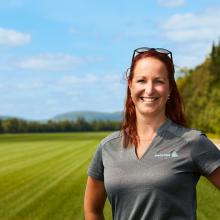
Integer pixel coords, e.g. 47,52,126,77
207,166,220,189
84,176,107,220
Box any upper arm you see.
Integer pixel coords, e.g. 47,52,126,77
207,166,220,189
84,176,107,214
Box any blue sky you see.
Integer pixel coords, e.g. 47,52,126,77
1,0,220,120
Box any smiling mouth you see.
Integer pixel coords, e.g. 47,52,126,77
140,97,159,103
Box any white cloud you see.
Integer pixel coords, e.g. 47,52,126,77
0,72,125,119
0,27,31,47
59,73,121,85
8,53,103,71
0,73,123,96
174,42,212,68
0,80,45,94
157,0,186,8
11,53,85,71
162,8,220,43
165,28,219,42
161,7,220,68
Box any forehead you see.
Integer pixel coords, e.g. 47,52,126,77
133,57,168,77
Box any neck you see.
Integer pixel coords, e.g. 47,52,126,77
136,113,167,138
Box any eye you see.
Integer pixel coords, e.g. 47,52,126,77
137,79,145,83
155,79,165,84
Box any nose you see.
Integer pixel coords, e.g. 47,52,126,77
144,81,154,95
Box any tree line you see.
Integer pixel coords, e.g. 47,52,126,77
0,117,121,133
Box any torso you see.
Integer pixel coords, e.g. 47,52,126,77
88,119,220,220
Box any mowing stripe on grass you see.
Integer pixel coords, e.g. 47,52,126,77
0,140,92,175
0,142,70,168
0,139,98,220
3,155,90,220
23,157,91,220
0,140,94,200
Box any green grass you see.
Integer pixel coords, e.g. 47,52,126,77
197,177,220,220
0,132,111,220
0,132,219,220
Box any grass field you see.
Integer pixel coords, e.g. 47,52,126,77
0,132,219,220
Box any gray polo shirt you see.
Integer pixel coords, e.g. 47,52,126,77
87,119,220,220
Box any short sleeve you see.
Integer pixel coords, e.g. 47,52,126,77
87,143,104,181
191,134,220,176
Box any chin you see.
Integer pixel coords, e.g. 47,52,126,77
138,107,165,117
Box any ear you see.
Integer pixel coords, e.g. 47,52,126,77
167,88,172,100
168,86,172,96
128,79,132,90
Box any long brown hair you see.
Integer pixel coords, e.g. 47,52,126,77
121,50,187,148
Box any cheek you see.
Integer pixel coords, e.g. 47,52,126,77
130,84,144,95
156,84,170,96
158,87,169,95
130,87,142,103
130,88,143,101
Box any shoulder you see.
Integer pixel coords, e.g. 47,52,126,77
99,130,122,149
166,121,219,156
167,120,204,144
92,131,122,158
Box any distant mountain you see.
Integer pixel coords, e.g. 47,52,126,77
51,111,123,122
0,111,123,122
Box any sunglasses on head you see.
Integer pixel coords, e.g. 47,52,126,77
132,47,173,63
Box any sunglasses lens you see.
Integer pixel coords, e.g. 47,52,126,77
133,47,172,61
156,48,172,59
135,47,151,53
155,48,170,54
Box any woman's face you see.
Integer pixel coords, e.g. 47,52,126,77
129,57,170,118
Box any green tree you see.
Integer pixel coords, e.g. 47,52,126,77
0,119,3,133
177,40,220,134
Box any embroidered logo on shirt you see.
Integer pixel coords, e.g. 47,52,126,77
154,150,179,158
170,151,178,158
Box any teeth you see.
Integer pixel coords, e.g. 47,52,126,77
141,97,158,102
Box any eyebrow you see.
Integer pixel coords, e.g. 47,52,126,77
134,75,166,79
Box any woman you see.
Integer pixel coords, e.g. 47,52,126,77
84,47,220,220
